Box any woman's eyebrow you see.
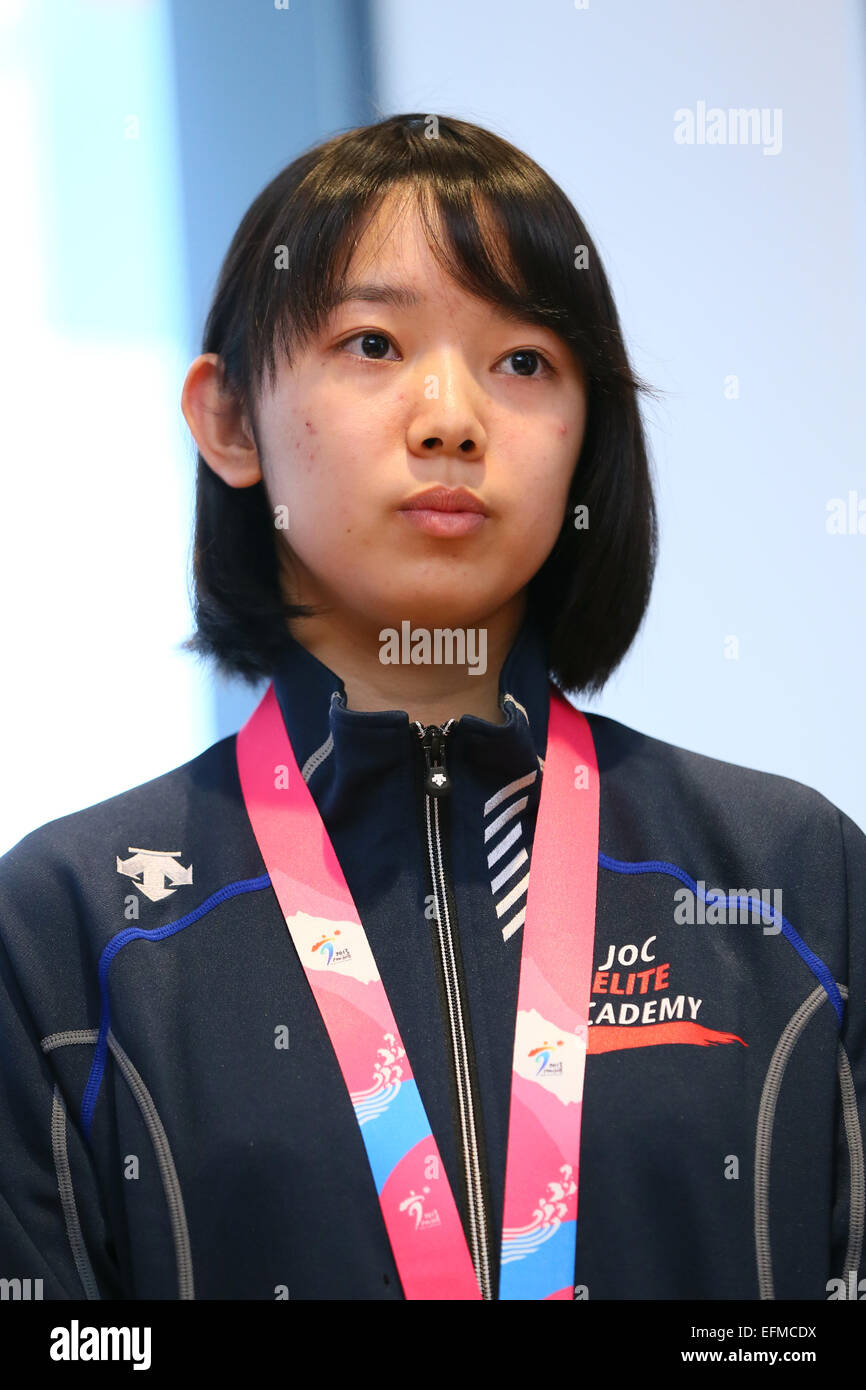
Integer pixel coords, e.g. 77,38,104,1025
329,281,548,333
331,281,422,310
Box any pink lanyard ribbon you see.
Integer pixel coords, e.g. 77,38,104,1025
236,681,599,1299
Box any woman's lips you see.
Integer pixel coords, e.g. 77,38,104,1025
397,508,486,537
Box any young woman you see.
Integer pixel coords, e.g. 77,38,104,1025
1,113,863,1303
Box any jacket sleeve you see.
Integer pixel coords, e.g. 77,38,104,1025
0,845,124,1300
830,808,866,1297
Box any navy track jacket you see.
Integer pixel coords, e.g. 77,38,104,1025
1,614,864,1301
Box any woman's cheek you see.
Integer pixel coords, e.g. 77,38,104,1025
518,475,565,537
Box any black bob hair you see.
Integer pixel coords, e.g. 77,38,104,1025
182,112,659,695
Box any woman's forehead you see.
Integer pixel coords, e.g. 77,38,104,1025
341,193,441,277
333,191,524,321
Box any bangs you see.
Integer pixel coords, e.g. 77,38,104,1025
222,116,614,411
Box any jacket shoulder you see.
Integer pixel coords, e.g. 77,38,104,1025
582,709,862,854
0,733,268,1039
0,733,242,889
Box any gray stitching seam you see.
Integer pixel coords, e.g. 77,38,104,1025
105,1029,195,1301
754,982,855,1300
836,1036,864,1280
49,1085,101,1299
41,1027,194,1300
301,732,333,783
43,1029,100,1050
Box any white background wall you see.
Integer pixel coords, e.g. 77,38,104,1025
0,0,370,855
2,0,864,855
371,0,866,827
0,0,207,856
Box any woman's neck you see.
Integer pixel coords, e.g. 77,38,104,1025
289,596,527,728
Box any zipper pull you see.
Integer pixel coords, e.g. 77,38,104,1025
415,720,455,797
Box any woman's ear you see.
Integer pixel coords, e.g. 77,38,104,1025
181,354,262,488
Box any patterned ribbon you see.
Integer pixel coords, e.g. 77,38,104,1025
236,681,599,1299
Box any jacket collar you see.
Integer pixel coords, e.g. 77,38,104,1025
269,611,553,803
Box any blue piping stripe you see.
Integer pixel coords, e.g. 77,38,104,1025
81,854,843,1136
80,875,273,1139
598,852,844,1026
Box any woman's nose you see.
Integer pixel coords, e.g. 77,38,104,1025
406,360,486,460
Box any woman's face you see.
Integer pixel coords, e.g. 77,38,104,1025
253,191,588,638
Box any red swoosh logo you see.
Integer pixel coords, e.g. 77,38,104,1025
587,1021,747,1054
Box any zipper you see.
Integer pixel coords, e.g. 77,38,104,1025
413,717,494,1301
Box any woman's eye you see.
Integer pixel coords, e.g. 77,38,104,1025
498,348,553,378
338,333,553,377
339,331,398,360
